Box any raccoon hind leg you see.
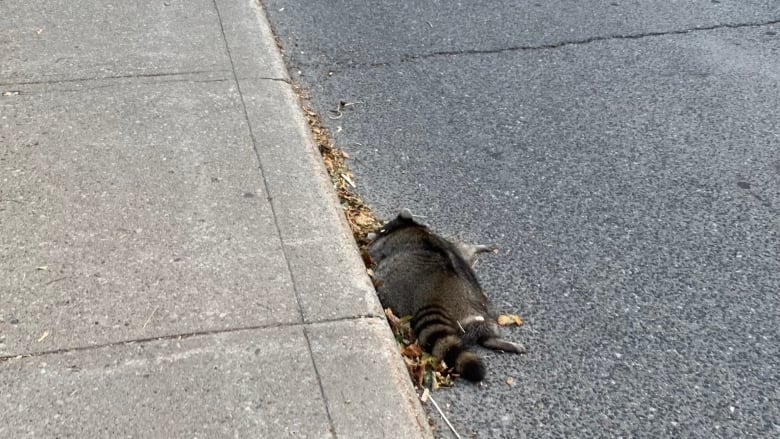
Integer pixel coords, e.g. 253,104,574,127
453,242,498,267
474,321,526,354
480,336,526,354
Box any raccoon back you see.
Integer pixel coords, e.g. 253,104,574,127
369,215,496,381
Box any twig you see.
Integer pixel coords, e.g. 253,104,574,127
328,100,364,119
341,173,356,188
37,331,50,342
142,306,159,329
43,276,69,287
428,393,462,439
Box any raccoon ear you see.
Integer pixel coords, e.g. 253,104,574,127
398,208,414,220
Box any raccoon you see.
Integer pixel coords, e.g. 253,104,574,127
368,209,524,382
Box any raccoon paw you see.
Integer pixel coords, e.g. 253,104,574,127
481,337,526,354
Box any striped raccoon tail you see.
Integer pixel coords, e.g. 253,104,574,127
411,306,486,382
433,334,486,382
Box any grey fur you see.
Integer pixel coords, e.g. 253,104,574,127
368,210,524,381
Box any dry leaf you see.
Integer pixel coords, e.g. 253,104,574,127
401,344,423,358
384,308,401,327
497,314,523,327
506,377,515,386
37,331,49,342
409,361,425,387
354,212,374,227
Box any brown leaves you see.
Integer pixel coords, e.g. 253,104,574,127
297,93,381,246
401,343,423,358
386,310,525,389
352,210,376,228
295,90,459,389
385,308,413,345
385,308,454,389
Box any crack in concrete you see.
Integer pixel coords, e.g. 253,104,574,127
0,314,384,362
0,70,232,88
240,75,292,84
1,76,288,95
326,18,780,69
19,78,232,95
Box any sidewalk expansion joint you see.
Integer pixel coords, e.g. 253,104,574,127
302,326,338,438
0,70,232,88
245,76,292,84
209,0,306,336
211,0,339,435
7,77,230,95
0,314,386,363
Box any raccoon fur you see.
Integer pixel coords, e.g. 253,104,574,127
368,209,524,382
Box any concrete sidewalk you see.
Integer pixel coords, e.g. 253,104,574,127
0,0,431,437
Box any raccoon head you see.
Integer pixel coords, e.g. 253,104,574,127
367,209,430,263
366,209,424,243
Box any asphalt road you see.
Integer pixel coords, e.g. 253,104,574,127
262,1,780,437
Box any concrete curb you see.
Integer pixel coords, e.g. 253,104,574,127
0,0,432,436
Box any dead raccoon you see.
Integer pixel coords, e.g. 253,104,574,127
368,209,524,382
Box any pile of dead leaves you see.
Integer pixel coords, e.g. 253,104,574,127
293,87,454,388
295,86,381,247
385,308,455,389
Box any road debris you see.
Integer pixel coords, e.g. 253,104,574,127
428,393,462,439
328,100,363,120
497,314,523,327
293,86,380,247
